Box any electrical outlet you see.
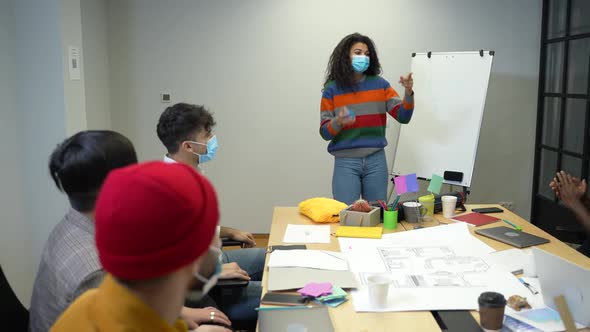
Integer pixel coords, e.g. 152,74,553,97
161,92,171,103
499,201,514,211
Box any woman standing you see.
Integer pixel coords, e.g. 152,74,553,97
320,33,414,205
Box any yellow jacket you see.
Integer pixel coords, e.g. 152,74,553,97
51,274,187,332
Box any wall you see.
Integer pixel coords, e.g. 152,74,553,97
0,0,34,307
13,0,70,276
2,0,102,305
60,0,88,135
107,0,541,232
81,0,111,129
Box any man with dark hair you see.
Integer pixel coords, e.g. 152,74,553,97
30,131,230,332
157,103,264,322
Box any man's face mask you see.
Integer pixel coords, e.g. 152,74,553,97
187,246,222,301
188,135,218,164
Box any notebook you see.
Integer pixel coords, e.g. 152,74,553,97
258,307,334,332
267,245,307,253
335,226,382,239
475,227,549,248
451,212,499,227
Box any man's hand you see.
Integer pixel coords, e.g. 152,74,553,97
548,172,579,198
554,171,587,209
229,230,256,248
220,262,250,281
180,307,231,329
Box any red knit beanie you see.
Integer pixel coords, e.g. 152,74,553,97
95,161,219,280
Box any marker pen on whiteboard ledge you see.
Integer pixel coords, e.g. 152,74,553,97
502,219,522,231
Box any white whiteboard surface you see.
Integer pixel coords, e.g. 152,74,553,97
393,51,494,187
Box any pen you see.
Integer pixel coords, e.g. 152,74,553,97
256,305,314,311
502,219,522,231
518,278,538,295
392,196,401,210
320,250,346,261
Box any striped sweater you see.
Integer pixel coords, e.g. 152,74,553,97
319,76,414,157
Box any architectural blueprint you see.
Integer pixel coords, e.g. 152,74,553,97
337,223,531,312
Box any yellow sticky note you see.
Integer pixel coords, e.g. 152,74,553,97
335,226,382,239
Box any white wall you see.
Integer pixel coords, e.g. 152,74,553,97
0,0,34,307
106,0,541,232
13,0,70,272
2,0,103,306
60,0,88,135
81,0,111,129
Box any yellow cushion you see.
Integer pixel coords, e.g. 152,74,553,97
298,197,347,223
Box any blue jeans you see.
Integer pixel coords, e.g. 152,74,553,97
219,248,265,322
333,149,388,205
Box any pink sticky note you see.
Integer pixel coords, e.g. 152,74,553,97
394,176,408,194
298,282,333,298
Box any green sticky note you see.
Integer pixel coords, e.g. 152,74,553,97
427,174,444,194
317,298,348,307
317,286,347,302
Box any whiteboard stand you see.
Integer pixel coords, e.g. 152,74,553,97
391,50,495,201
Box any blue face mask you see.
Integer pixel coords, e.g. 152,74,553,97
352,55,370,73
189,136,218,164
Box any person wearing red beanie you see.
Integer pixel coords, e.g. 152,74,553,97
51,162,231,332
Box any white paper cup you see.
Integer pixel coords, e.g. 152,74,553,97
441,195,458,218
367,275,391,308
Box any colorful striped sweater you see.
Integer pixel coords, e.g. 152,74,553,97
319,76,414,157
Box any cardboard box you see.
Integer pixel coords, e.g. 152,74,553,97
340,206,381,227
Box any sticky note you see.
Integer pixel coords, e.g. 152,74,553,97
427,174,444,194
317,286,347,302
297,282,333,298
335,226,382,239
395,174,419,194
406,173,419,193
394,176,408,194
316,298,348,307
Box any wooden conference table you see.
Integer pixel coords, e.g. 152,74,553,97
260,204,590,332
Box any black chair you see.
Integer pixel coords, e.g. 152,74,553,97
208,238,257,331
0,264,29,331
221,237,247,248
555,224,587,243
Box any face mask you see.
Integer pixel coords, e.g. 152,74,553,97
188,246,222,301
351,55,370,73
189,135,218,164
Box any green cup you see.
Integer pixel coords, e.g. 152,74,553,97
383,210,398,230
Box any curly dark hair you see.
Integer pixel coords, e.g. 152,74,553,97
157,103,216,154
324,33,382,89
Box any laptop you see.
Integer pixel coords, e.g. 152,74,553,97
533,247,590,326
475,226,549,248
258,307,334,332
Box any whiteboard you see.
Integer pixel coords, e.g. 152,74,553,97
393,51,494,187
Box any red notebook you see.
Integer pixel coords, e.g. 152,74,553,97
451,212,500,227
